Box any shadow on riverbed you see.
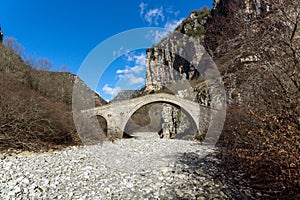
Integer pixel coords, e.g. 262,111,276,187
162,149,258,199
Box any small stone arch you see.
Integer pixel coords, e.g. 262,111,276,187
96,115,108,137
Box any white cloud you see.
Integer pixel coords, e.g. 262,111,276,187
124,52,146,66
144,7,164,25
113,47,123,57
124,52,134,63
140,2,182,28
102,84,121,96
116,65,144,75
133,54,146,66
139,2,148,16
115,51,146,86
128,75,145,85
130,65,144,73
149,30,168,43
164,18,184,32
116,63,145,85
166,7,180,17
126,55,134,62
116,68,130,74
113,47,130,57
139,2,185,43
147,18,184,43
119,74,145,85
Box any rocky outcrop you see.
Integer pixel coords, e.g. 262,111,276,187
143,6,227,140
145,8,210,92
212,0,271,18
145,39,203,91
160,104,179,139
145,8,228,110
176,8,210,37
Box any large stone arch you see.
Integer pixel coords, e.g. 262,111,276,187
123,101,199,138
118,95,201,137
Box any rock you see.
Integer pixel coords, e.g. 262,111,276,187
14,186,21,194
175,189,184,197
220,191,227,198
22,178,30,185
160,167,174,174
0,139,236,199
145,27,204,92
256,192,262,197
143,185,152,193
126,182,134,189
197,196,206,200
0,154,5,160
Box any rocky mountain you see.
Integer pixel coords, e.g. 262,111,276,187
142,7,225,140
145,8,210,92
143,0,300,197
110,90,138,102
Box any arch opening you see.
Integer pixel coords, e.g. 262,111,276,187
123,101,198,140
96,115,108,137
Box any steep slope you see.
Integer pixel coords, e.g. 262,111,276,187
0,44,107,106
0,43,107,152
204,0,300,197
145,8,210,91
144,0,299,197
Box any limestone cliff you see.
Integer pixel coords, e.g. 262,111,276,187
144,6,228,110
145,8,210,92
213,0,271,17
144,0,275,101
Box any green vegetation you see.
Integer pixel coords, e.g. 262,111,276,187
176,7,211,37
186,26,205,37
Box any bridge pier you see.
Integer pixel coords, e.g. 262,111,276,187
106,119,124,139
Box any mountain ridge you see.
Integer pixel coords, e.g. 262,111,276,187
0,43,107,152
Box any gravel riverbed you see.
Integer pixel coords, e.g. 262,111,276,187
0,138,253,199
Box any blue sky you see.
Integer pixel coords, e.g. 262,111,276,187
0,0,213,101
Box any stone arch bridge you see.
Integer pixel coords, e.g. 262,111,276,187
82,93,212,138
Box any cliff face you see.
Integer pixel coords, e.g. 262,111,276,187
145,36,203,91
213,0,271,17
143,6,226,138
145,8,210,92
142,1,300,197
145,0,296,102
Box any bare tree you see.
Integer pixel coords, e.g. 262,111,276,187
0,73,80,152
59,64,71,72
3,37,25,57
35,57,53,71
243,0,300,92
205,0,300,197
